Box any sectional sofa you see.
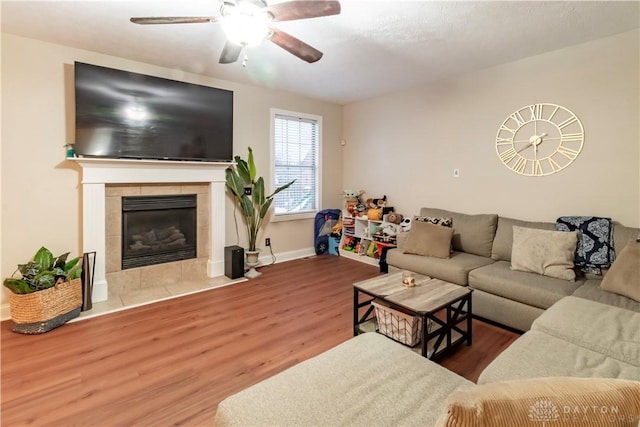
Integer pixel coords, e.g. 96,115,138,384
386,207,640,331
214,208,640,426
215,297,640,426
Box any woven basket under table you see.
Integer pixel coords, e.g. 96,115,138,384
9,278,82,334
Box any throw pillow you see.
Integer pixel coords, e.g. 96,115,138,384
511,226,578,281
600,240,640,302
414,216,453,252
435,377,640,427
414,216,453,227
402,221,453,259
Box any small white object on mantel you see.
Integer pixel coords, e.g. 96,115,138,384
70,157,231,303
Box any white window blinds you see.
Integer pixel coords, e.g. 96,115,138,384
273,112,319,217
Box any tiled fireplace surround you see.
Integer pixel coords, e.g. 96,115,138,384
74,158,229,303
105,183,210,297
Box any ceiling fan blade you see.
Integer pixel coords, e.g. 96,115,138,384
269,29,323,63
219,42,243,64
266,0,341,22
130,17,217,25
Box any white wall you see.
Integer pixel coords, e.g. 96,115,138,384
343,30,640,227
1,33,344,309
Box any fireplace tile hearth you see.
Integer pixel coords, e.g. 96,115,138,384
74,275,247,321
139,262,184,288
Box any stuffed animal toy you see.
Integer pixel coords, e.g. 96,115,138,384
387,212,404,224
367,207,383,221
366,241,378,258
382,223,398,237
342,189,365,216
399,217,412,233
331,220,342,237
354,198,368,217
342,236,357,252
346,201,357,216
342,189,364,203
372,195,387,208
373,223,398,244
364,198,376,210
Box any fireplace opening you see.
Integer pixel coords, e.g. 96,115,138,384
122,194,197,269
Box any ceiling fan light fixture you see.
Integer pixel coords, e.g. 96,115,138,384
220,4,272,47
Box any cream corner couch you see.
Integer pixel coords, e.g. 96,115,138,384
214,210,640,426
386,207,640,331
215,297,640,426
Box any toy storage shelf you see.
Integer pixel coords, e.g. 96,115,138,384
339,212,385,266
339,247,380,266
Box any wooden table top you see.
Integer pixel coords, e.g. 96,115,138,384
385,278,471,314
354,272,471,314
353,271,431,296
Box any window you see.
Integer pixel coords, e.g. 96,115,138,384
271,109,321,221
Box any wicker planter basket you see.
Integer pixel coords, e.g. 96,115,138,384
9,278,82,334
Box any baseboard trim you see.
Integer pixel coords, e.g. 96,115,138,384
1,304,10,322
0,246,317,322
258,247,316,267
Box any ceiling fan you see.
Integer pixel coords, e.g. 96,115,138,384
131,0,341,65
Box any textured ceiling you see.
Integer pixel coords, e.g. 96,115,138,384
2,1,639,104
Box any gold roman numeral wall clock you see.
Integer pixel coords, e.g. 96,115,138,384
496,103,584,176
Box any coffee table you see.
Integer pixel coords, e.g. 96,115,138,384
353,271,472,359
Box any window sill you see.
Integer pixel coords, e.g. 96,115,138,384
272,211,317,222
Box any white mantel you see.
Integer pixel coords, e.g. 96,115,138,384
73,157,230,302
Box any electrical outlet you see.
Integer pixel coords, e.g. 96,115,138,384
265,238,271,247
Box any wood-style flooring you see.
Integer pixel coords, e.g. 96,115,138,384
1,256,520,426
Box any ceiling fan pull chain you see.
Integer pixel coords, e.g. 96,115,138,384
242,47,249,67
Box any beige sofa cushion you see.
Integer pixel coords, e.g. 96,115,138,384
437,377,640,427
215,333,474,427
612,224,640,255
388,249,494,286
479,331,640,384
511,226,578,281
469,261,583,310
600,241,640,302
403,220,453,259
573,280,640,312
419,208,498,257
532,296,640,367
491,216,556,261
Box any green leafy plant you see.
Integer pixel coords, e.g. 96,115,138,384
225,147,295,251
3,247,82,294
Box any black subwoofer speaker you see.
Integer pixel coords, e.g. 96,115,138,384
225,245,244,279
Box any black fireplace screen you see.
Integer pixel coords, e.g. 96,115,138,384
121,194,197,269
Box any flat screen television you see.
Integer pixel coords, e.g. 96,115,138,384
74,62,233,162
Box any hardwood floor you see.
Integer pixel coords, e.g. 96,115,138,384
1,256,520,426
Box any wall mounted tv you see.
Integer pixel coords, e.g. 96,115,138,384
74,62,233,162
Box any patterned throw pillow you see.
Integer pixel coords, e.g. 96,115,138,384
414,216,453,227
556,216,614,275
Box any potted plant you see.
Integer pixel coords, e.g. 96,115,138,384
3,246,83,334
225,147,295,278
